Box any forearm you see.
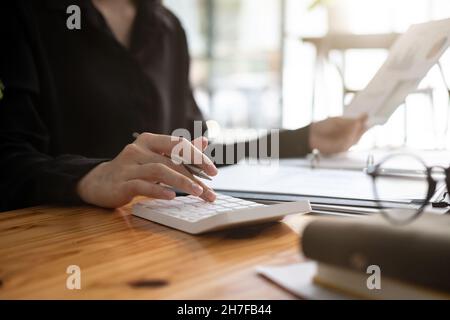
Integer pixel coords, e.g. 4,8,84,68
279,125,312,158
0,90,108,211
207,125,312,166
0,149,107,211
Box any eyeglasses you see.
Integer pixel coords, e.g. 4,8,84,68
366,153,450,225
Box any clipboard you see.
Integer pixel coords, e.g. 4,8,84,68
218,190,419,211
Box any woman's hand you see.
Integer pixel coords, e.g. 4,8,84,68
309,114,368,154
76,133,218,208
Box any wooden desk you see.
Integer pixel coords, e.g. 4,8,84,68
0,200,314,299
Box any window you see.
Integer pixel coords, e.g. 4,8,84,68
165,0,283,130
165,0,450,149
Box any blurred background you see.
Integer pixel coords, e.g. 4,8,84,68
164,0,450,150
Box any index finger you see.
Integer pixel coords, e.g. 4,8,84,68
135,133,218,176
192,136,209,152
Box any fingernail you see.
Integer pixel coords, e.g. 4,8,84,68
204,189,216,202
205,158,214,167
207,164,218,176
191,183,204,196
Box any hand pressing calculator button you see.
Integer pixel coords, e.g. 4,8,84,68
132,194,311,234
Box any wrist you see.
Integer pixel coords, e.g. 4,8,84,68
76,161,108,204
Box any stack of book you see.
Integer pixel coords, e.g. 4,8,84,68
302,214,450,299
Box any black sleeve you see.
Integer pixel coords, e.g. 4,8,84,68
207,125,312,166
278,125,312,158
0,3,106,211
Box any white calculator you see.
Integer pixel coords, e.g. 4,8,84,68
132,194,311,234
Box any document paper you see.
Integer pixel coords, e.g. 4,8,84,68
344,18,450,127
208,163,427,202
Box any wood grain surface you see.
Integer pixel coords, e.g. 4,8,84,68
0,198,316,299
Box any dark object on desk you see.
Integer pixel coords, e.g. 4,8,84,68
432,191,450,208
302,214,450,295
128,279,169,289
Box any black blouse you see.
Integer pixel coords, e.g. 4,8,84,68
0,0,310,211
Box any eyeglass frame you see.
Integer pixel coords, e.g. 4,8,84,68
365,153,450,225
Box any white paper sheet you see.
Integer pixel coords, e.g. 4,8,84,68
208,163,428,202
344,18,450,127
